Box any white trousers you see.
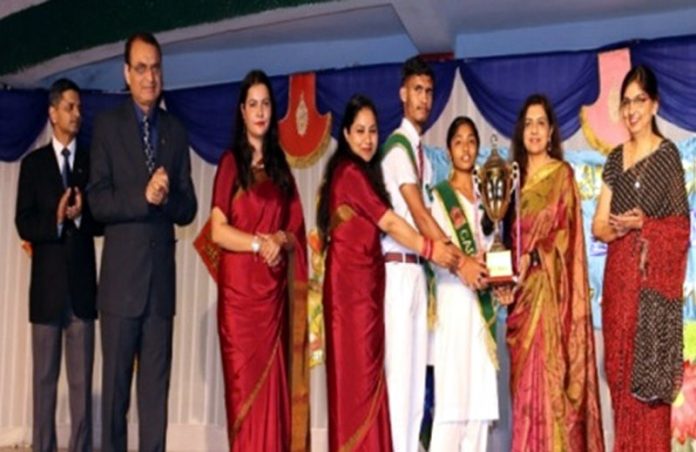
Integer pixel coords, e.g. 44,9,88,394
384,263,427,452
430,420,490,452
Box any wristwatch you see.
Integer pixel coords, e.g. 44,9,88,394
251,236,261,254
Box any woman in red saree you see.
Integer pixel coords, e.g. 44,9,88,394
593,65,690,451
316,94,457,451
210,70,309,451
504,94,604,451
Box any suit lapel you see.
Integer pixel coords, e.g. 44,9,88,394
119,102,150,183
157,113,171,171
44,143,66,193
72,146,89,189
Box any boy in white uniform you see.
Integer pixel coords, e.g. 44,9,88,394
380,56,459,452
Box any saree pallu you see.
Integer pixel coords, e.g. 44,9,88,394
601,140,690,452
213,151,309,452
323,161,392,451
507,161,604,452
603,217,688,452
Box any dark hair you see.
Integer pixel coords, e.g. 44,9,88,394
446,116,494,235
316,94,391,248
510,93,563,188
620,64,663,138
401,56,434,86
124,32,161,64
503,94,564,247
446,116,480,150
232,69,291,193
49,78,80,106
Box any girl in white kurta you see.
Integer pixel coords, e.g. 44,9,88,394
430,117,499,452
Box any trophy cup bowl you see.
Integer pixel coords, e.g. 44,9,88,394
474,139,519,285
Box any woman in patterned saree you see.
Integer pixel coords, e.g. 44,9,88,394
210,70,309,451
504,94,604,451
593,65,689,451
316,94,456,451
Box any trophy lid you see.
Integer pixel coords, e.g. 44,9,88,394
482,134,506,171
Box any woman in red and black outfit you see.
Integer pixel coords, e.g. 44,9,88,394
593,65,690,451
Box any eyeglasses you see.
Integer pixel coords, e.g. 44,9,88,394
129,63,161,76
620,94,650,110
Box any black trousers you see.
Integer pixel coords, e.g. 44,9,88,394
100,311,173,452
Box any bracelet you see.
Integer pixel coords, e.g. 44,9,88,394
251,236,261,254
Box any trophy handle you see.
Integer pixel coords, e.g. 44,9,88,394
511,161,520,191
511,161,522,269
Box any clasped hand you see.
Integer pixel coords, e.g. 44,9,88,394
257,231,289,267
608,207,644,238
56,187,82,224
145,167,169,205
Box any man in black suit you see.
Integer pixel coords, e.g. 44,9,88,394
88,32,197,452
15,78,100,452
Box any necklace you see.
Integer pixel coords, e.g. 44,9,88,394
633,164,643,190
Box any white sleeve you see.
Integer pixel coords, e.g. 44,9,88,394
381,145,418,189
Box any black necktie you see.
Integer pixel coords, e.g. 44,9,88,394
142,116,155,174
61,148,72,188
61,148,75,231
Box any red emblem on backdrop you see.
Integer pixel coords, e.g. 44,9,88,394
278,72,332,168
580,48,631,155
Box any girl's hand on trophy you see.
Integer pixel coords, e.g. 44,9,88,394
457,255,488,290
432,240,459,269
492,285,515,306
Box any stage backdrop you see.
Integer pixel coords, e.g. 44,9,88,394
0,34,695,451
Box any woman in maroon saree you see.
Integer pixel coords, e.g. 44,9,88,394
210,70,309,451
593,65,689,451
316,94,456,451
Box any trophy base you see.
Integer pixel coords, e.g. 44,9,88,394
486,274,518,285
485,249,517,286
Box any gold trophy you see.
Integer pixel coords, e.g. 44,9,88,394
474,135,520,285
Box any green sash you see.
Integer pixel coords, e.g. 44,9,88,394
433,181,497,343
381,132,418,181
382,132,439,328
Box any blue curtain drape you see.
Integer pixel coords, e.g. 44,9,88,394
5,35,696,163
0,89,47,161
631,35,696,132
459,51,599,140
164,77,288,164
316,61,457,145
